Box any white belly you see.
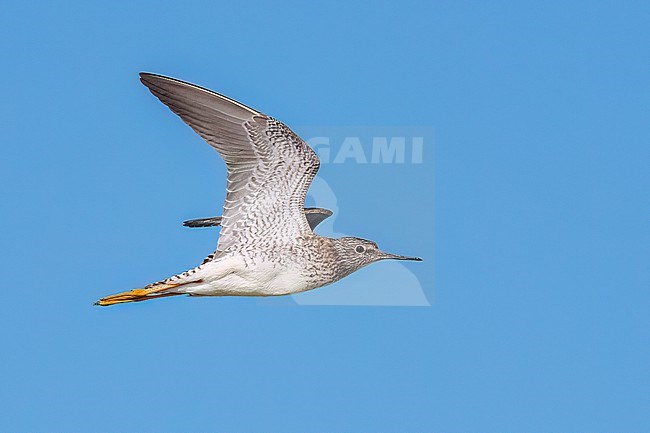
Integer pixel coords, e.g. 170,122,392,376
182,255,312,297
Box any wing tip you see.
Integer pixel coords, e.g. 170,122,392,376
138,72,262,116
139,71,174,89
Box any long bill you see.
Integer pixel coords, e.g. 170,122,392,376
379,252,423,261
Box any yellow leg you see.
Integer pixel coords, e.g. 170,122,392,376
94,282,192,306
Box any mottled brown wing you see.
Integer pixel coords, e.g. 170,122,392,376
140,73,320,253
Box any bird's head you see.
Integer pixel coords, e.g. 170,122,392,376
332,237,422,278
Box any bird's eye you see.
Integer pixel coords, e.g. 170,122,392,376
355,245,365,253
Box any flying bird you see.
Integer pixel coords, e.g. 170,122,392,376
96,74,422,306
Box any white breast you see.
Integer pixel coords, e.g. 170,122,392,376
183,255,312,297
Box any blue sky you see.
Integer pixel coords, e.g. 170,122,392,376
1,1,649,432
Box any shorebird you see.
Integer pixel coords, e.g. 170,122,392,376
96,73,422,306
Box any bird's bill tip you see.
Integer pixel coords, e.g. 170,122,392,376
379,252,423,262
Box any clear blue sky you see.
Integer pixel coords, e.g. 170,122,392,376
1,1,648,432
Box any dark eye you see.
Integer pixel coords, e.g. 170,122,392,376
355,245,365,253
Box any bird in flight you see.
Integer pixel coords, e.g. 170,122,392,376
96,74,422,306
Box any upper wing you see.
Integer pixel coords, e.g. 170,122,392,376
140,73,320,253
183,207,333,230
